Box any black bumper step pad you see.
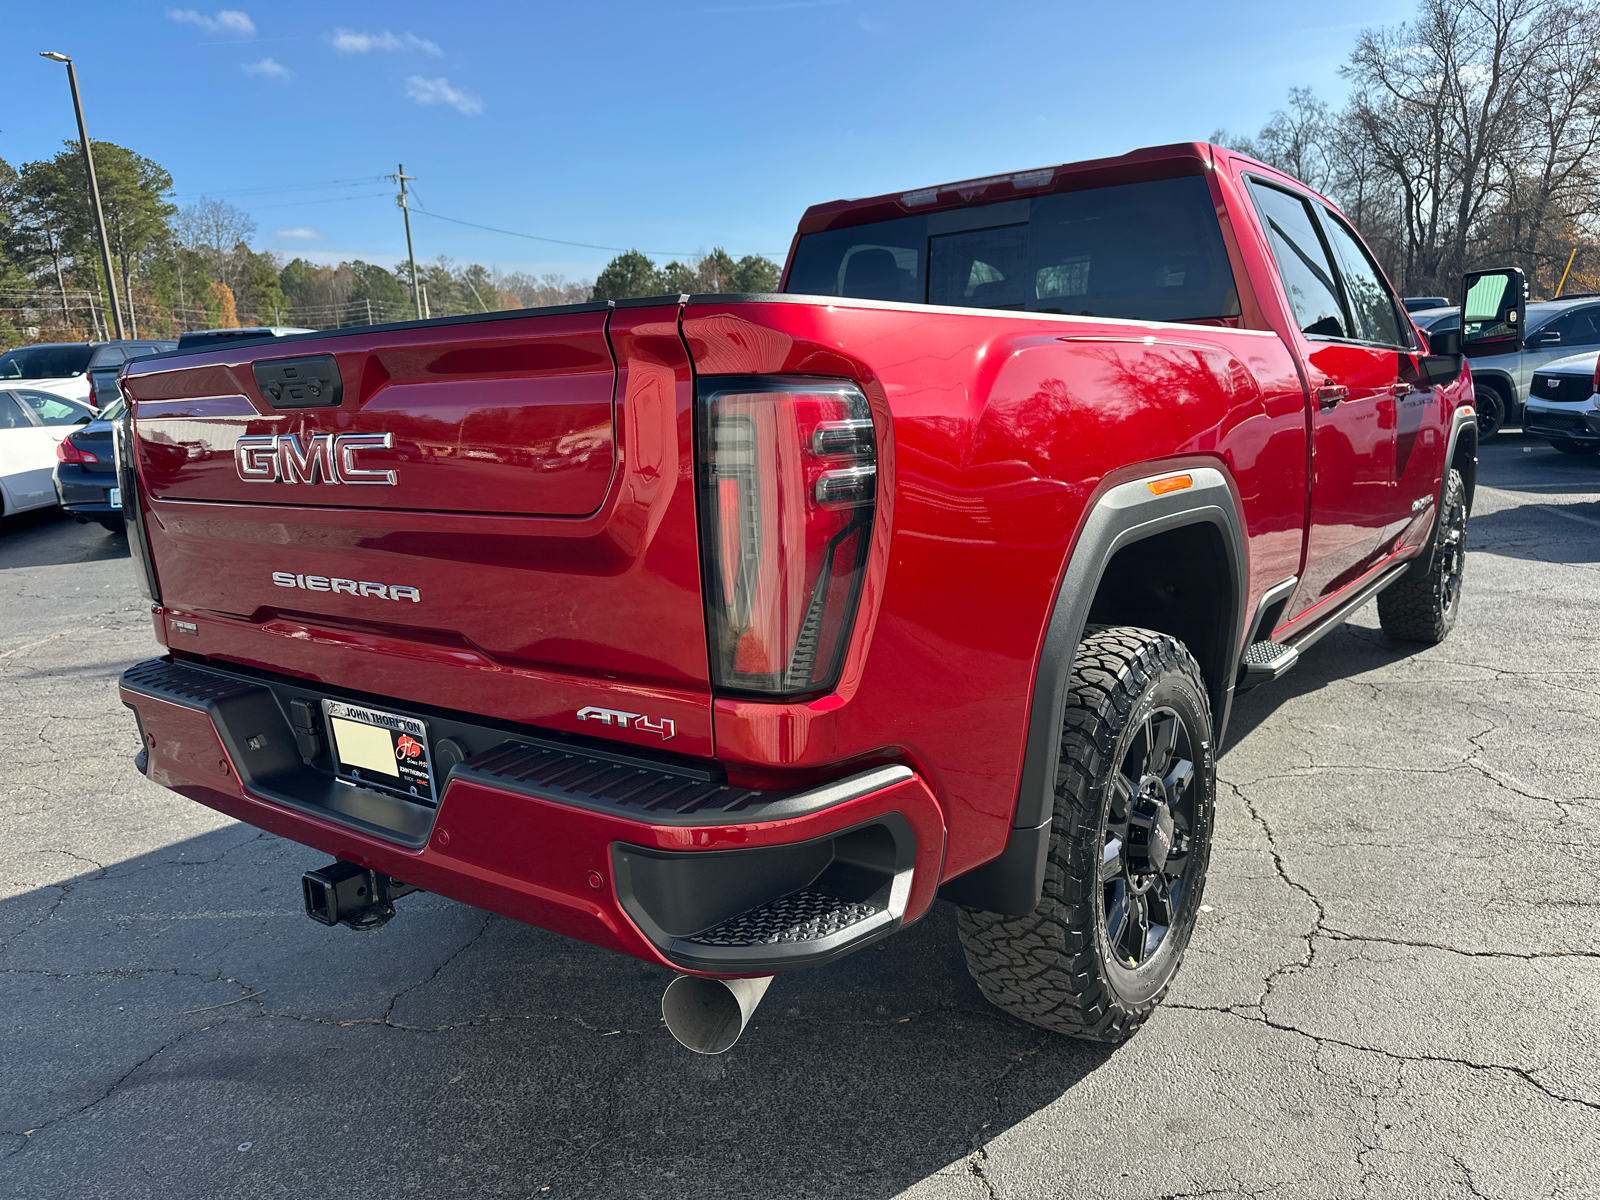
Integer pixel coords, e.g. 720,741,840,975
686,889,883,947
456,741,910,827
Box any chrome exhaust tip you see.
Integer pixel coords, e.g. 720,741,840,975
661,974,774,1054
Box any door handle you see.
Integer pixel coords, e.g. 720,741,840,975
1391,382,1412,397
1316,384,1349,410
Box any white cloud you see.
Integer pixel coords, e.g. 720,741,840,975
168,8,255,36
333,29,441,55
274,227,319,240
405,76,482,114
241,57,290,79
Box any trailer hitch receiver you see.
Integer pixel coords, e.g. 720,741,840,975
302,861,419,930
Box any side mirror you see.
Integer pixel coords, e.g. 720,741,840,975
1407,331,1464,388
1461,267,1526,357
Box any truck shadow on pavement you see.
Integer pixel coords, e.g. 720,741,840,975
2,820,1116,1198
1222,617,1429,752
0,509,128,569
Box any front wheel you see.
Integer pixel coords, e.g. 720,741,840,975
1377,467,1467,643
957,626,1215,1042
1473,382,1507,439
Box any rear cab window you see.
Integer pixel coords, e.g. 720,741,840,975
786,174,1241,324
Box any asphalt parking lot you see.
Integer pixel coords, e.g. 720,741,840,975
2,434,1598,1200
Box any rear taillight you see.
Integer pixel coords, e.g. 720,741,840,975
1592,359,1598,396
696,378,877,697
56,439,96,463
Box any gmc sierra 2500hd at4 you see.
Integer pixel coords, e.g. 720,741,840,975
116,142,1486,1053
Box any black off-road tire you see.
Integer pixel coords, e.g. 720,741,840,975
1377,467,1468,643
957,626,1215,1042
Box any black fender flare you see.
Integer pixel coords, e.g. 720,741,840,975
939,465,1248,915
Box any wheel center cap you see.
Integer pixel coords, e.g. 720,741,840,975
1127,774,1175,876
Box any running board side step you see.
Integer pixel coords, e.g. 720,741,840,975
1239,641,1299,689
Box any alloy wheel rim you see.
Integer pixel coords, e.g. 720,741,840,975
1099,706,1197,971
1438,494,1467,613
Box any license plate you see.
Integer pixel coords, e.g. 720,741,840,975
109,488,122,509
322,699,437,804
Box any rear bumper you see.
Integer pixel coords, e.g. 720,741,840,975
119,657,945,975
54,465,120,513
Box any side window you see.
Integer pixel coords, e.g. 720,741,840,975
1544,306,1600,347
91,346,128,368
0,394,28,430
1246,180,1347,339
16,391,88,426
1318,210,1406,347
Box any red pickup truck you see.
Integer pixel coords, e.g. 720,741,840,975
116,142,1480,1053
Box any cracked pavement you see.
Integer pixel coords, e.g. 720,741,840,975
2,435,1597,1199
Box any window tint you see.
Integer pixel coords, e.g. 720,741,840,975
1247,181,1347,339
1319,210,1406,346
16,391,89,426
786,175,1241,323
91,346,128,368
0,344,95,379
0,394,28,430
1537,306,1600,347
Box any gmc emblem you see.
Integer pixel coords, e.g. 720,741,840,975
235,432,397,486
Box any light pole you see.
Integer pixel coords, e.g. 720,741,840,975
40,51,125,341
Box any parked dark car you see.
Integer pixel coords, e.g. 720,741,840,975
0,340,174,409
53,395,125,533
1403,295,1451,312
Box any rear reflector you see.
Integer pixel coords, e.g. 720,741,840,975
1146,473,1193,496
696,378,876,698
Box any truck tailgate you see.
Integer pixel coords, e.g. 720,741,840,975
122,305,713,753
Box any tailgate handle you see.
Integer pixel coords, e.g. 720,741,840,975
253,355,343,409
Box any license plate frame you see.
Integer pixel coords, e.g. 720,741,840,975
321,698,438,805
109,487,122,509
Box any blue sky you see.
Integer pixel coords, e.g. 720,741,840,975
6,1,1419,282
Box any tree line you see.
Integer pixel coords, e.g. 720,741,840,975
1218,0,1600,301
0,139,781,348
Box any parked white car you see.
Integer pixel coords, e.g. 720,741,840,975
0,389,94,519
1525,350,1600,455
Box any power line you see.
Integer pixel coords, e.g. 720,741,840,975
170,175,391,200
408,206,786,261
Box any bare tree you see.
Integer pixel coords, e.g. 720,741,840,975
177,199,256,292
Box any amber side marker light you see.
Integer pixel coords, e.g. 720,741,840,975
1147,473,1194,496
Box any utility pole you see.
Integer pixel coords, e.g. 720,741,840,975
40,52,125,341
390,163,423,320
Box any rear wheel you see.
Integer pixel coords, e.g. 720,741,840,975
957,626,1215,1042
1549,441,1600,456
1378,467,1467,643
1473,381,1508,439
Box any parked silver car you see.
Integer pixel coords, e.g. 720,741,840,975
1524,350,1600,455
1454,288,1600,437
